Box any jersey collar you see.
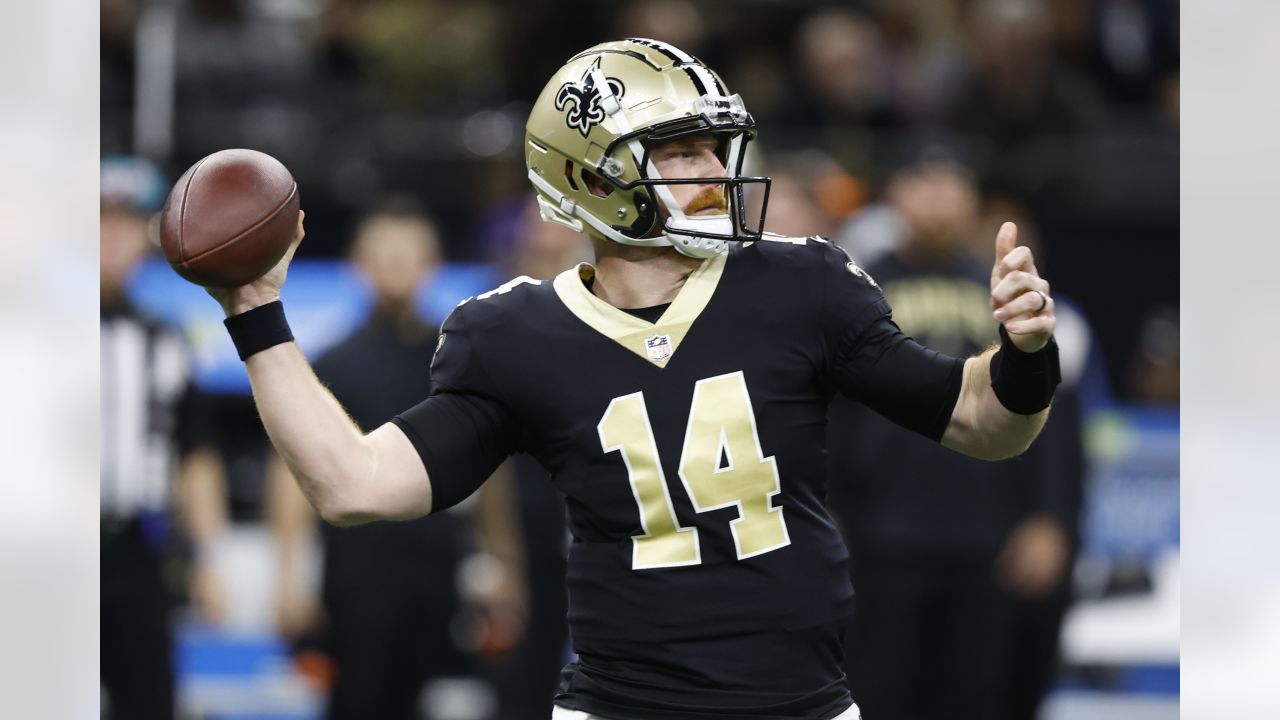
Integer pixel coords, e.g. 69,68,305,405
552,251,727,368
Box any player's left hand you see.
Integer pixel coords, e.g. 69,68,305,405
989,222,1055,352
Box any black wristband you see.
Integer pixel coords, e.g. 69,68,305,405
989,325,1061,415
224,300,294,361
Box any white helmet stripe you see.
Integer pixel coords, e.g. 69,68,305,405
627,37,724,97
688,63,722,98
588,65,623,117
631,36,695,62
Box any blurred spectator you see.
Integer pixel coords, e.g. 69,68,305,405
266,199,527,720
760,170,832,239
834,134,979,267
347,0,503,111
751,149,867,239
614,0,709,60
792,8,905,131
171,0,317,165
826,150,1087,720
717,41,791,128
1129,307,1179,406
943,0,1106,197
101,157,230,718
786,8,908,176
833,199,906,270
1086,0,1180,106
101,0,140,154
479,197,590,282
842,0,972,121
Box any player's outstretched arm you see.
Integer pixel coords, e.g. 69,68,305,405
207,212,433,525
942,222,1059,460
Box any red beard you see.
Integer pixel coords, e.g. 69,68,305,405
684,186,728,215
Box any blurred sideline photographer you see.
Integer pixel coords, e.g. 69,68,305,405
828,145,1088,720
100,156,230,718
266,200,527,719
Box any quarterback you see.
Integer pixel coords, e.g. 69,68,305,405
210,40,1060,720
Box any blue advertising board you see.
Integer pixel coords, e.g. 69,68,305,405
128,258,503,394
1080,408,1180,563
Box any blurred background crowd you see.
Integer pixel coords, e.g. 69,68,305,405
99,0,1179,719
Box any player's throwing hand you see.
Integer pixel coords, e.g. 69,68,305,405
989,222,1055,352
205,210,306,317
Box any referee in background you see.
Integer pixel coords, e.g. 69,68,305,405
100,157,230,719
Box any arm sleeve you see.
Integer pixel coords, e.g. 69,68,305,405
832,316,966,441
391,392,518,513
389,300,519,513
820,242,964,442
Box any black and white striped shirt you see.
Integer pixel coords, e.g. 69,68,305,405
100,304,199,520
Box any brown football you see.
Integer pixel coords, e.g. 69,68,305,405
159,148,300,288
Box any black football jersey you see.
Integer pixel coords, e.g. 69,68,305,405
395,237,964,719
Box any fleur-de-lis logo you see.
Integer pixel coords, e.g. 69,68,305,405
555,58,626,137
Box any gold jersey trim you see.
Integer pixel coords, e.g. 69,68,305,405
552,251,728,367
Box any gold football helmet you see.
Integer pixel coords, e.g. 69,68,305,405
525,39,770,258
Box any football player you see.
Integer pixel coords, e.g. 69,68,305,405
208,40,1061,720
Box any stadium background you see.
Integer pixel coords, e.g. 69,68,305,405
100,0,1178,718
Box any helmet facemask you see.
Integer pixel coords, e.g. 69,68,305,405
600,93,771,258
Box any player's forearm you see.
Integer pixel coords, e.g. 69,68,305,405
942,349,1049,460
243,341,377,523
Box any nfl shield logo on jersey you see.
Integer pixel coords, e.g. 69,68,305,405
645,334,673,363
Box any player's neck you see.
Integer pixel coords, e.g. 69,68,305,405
589,239,702,309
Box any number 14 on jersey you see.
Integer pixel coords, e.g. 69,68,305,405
598,371,792,570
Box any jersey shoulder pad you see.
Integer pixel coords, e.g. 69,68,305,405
743,233,877,284
825,241,880,291
820,237,890,339
450,275,547,331
432,276,551,395
737,232,821,266
757,231,815,246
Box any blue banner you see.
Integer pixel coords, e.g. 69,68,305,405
128,258,502,394
1081,408,1180,562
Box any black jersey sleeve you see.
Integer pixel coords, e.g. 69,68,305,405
390,302,519,512
833,316,965,441
821,243,965,441
391,392,517,512
427,301,487,395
